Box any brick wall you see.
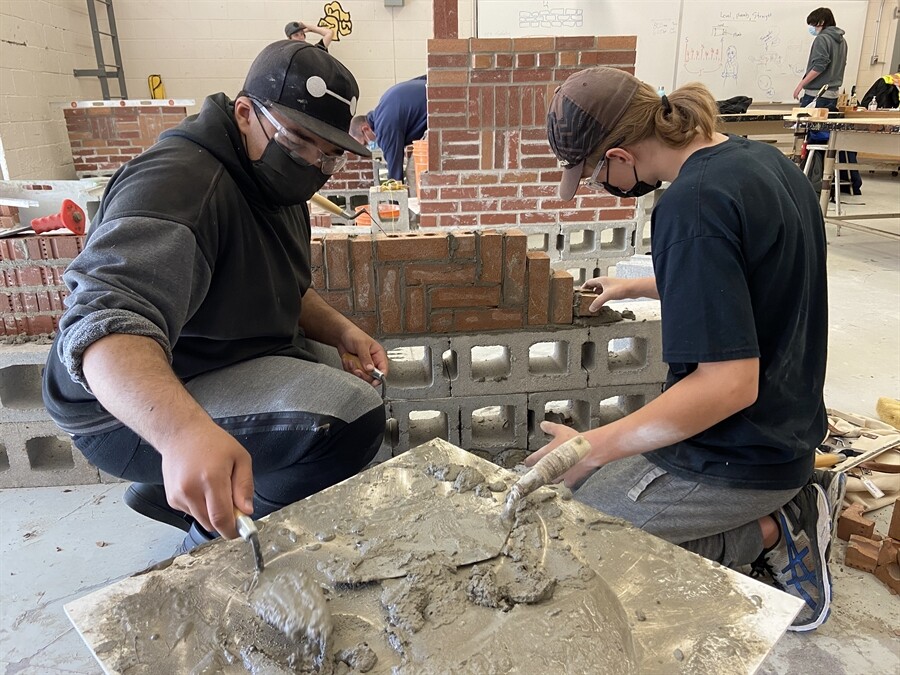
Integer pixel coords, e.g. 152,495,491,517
0,235,83,336
312,229,573,337
63,101,189,178
417,36,637,228
322,155,376,193
0,230,578,338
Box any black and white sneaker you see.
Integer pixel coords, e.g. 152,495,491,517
754,483,832,632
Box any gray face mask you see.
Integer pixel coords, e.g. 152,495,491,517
251,137,330,206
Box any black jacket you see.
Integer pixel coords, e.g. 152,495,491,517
43,93,316,435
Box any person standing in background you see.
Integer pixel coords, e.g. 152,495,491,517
285,21,333,51
793,7,862,194
349,76,427,182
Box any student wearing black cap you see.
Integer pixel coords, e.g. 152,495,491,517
43,41,386,553
535,67,842,632
284,20,332,51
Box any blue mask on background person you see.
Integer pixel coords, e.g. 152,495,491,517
808,26,818,36
367,141,378,151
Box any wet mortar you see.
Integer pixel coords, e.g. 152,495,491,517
68,440,787,674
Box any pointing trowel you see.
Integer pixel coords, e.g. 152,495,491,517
234,508,264,573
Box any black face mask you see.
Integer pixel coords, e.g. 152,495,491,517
601,164,661,199
251,138,330,206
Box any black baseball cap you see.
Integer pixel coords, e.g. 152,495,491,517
547,67,640,200
242,41,370,157
284,22,302,38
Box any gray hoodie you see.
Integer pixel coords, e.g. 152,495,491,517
803,26,848,98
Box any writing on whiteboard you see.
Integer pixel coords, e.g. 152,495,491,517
718,10,773,22
519,7,584,29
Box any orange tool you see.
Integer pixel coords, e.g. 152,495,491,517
0,199,86,238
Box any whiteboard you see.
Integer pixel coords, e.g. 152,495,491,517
476,0,869,103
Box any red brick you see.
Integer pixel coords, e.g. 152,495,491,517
512,37,555,52
550,270,574,325
557,36,596,50
559,51,578,66
406,262,477,285
875,560,900,594
846,535,882,573
479,212,517,225
377,265,403,335
514,66,554,83
470,70,510,85
599,208,636,220
453,308,523,332
502,229,527,305
481,185,518,198
461,200,497,212
350,234,375,312
443,130,480,143
443,158,480,171
576,195,618,208
500,171,538,184
479,231,503,284
319,290,352,313
495,53,513,68
460,174,498,185
428,53,468,68
429,86,468,100
324,234,351,289
574,291,599,317
472,54,493,69
428,38,469,53
838,504,875,541
428,70,469,85
353,313,377,337
431,286,500,309
420,172,460,187
311,267,325,289
500,198,539,211
376,233,449,262
406,286,426,333
594,51,636,66
450,232,476,259
889,499,900,540
515,53,536,68
522,185,558,197
438,214,478,226
560,210,599,222
470,38,511,52
440,187,478,200
519,211,556,225
429,99,469,116
526,251,550,325
521,156,558,169
430,310,454,333
597,36,637,50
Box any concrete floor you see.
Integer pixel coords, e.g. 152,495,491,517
1,175,899,674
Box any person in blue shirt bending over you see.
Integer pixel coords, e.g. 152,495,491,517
350,76,427,181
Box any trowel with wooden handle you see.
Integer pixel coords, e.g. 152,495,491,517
496,435,593,546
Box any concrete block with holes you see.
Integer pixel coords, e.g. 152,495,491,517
450,327,590,397
0,342,52,424
0,419,100,488
526,383,665,450
389,397,461,456
368,186,410,232
582,306,668,387
558,221,636,261
381,336,452,400
458,393,528,459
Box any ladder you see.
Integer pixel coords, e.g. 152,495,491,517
73,0,128,99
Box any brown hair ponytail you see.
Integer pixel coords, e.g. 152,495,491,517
593,80,719,158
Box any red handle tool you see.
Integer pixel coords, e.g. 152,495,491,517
29,199,85,235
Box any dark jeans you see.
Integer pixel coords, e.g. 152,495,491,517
799,94,862,194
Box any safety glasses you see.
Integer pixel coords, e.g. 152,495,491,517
252,99,347,175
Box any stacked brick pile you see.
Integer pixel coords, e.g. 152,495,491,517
416,36,637,229
63,101,189,178
839,501,900,594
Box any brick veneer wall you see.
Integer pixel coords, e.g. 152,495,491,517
1,230,580,337
0,206,20,233
417,36,637,228
322,155,376,193
63,102,188,178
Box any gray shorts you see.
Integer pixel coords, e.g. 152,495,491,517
574,454,799,567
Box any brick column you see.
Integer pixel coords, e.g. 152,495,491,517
433,0,459,39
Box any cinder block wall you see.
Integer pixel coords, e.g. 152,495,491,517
417,36,637,229
63,101,188,178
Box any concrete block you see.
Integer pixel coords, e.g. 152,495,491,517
558,221,636,261
615,254,655,279
0,420,99,488
369,185,410,232
582,305,668,387
0,342,53,423
450,327,590,397
390,397,461,456
381,336,452,400
527,383,664,450
459,394,528,459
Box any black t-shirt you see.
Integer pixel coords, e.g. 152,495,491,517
644,135,827,490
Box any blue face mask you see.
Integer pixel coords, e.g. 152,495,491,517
808,26,818,36
367,140,378,151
